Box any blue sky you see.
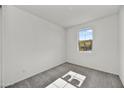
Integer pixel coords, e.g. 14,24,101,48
79,29,93,40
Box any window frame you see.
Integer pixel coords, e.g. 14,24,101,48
77,27,93,53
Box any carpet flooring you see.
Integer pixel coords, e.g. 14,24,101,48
7,62,124,88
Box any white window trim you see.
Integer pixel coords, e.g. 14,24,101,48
77,27,93,53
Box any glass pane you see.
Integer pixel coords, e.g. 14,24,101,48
79,28,93,51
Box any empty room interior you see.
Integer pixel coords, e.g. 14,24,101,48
0,5,124,88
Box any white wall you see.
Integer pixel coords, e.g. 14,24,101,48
119,6,124,86
3,6,66,87
0,8,2,87
67,14,119,75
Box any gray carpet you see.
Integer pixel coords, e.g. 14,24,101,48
6,62,124,88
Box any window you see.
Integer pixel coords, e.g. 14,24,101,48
78,28,93,52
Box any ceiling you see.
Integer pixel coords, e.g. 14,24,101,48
16,5,120,28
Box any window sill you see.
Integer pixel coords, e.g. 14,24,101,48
79,51,92,53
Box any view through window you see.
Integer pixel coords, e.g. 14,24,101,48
79,28,93,52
